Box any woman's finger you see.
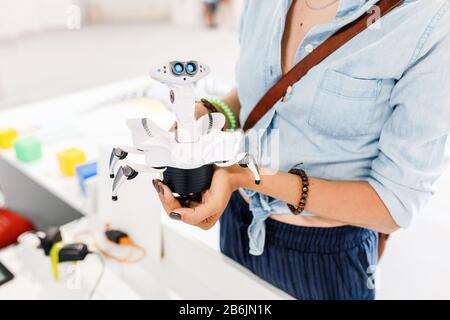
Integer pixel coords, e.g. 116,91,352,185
196,214,220,230
170,201,216,225
152,180,181,213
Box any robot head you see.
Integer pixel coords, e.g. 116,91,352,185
150,61,210,85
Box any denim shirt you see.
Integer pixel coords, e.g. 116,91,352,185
237,0,450,255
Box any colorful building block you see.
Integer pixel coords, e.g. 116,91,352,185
14,136,42,163
0,128,18,149
57,148,87,177
76,162,98,195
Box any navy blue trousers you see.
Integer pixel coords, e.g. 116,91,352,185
219,192,378,300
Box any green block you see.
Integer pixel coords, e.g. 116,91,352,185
14,136,42,163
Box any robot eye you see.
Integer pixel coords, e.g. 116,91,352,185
172,62,184,75
185,62,198,75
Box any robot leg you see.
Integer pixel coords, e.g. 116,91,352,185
111,162,166,201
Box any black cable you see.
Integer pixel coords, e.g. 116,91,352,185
88,252,106,300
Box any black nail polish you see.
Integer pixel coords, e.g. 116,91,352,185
169,212,182,220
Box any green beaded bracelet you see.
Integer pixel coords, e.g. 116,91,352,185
205,97,237,131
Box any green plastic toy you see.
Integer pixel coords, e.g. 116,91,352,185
14,136,42,163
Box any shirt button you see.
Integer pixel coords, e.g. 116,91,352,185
305,44,314,53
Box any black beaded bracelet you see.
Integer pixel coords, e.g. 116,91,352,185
287,168,309,215
200,99,219,114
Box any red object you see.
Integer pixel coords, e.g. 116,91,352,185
0,208,35,249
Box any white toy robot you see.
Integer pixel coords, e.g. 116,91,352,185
109,60,260,203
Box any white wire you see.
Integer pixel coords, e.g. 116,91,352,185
88,252,106,300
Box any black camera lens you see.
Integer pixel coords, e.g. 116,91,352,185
185,62,198,75
172,62,184,75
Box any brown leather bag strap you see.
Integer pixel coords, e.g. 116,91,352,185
243,0,402,132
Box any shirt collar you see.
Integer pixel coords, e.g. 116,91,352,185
336,0,372,18
283,0,381,20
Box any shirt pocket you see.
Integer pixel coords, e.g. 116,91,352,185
308,69,383,138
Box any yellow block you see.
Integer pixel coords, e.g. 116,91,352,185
57,148,87,177
0,128,18,149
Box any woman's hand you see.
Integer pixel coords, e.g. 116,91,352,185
153,165,247,230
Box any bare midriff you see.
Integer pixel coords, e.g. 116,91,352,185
238,189,345,228
269,214,346,228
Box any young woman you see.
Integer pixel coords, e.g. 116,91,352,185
154,0,450,299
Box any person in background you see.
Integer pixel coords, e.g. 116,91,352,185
202,0,220,28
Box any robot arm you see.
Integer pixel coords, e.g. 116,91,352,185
109,146,141,178
197,112,226,135
112,161,166,201
126,118,173,143
215,153,261,185
112,165,136,201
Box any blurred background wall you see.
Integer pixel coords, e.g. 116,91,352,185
0,0,243,110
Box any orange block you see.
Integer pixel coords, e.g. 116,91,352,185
57,148,87,177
